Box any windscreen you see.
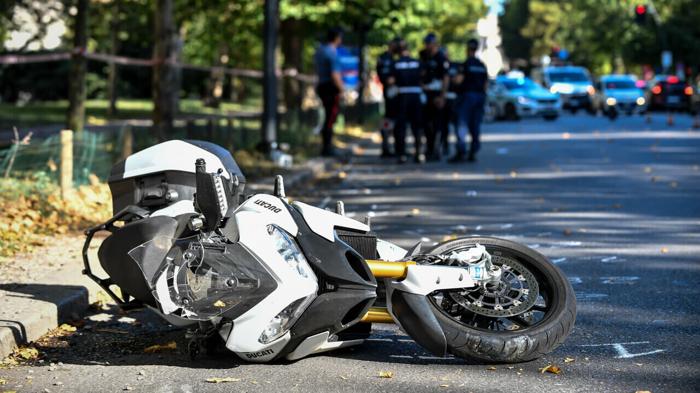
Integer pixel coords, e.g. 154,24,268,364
549,72,589,83
605,80,637,89
128,236,264,320
501,78,538,90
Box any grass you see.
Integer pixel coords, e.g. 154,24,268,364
0,98,263,128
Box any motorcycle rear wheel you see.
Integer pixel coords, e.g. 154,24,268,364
425,237,576,363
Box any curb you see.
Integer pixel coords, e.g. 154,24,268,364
0,157,333,360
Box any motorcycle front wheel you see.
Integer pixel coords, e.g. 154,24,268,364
425,237,576,363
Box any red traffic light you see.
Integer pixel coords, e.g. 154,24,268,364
635,4,647,15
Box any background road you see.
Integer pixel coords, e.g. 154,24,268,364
3,112,699,392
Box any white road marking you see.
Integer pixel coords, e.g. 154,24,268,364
601,256,618,263
579,341,665,359
601,276,639,284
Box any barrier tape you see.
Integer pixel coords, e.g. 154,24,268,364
0,50,317,83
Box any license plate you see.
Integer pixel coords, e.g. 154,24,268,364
668,96,680,104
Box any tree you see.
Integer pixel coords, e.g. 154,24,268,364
152,0,180,140
66,0,88,133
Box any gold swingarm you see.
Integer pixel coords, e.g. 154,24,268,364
359,259,416,323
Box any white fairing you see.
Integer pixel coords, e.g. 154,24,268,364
120,140,230,180
222,195,317,362
292,201,369,242
286,331,364,361
376,239,408,261
150,200,196,217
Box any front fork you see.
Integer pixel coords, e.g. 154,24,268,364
360,260,416,323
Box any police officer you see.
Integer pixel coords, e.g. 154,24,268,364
376,38,400,158
390,40,425,164
419,33,450,161
450,38,488,163
443,54,460,157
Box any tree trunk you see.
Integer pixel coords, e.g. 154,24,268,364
152,0,179,141
107,0,120,117
280,18,303,113
66,0,88,133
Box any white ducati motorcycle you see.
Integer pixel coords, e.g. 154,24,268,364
83,140,575,363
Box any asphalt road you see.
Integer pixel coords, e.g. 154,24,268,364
2,112,699,392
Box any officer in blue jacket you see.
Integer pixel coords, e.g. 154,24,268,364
390,40,425,164
450,38,488,163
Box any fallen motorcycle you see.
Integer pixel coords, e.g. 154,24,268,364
83,140,575,363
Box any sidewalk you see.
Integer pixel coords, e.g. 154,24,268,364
0,156,334,360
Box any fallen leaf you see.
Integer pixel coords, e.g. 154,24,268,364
509,171,518,178
635,390,651,393
564,357,575,363
660,247,669,254
0,378,5,385
561,132,571,139
339,376,348,380
378,371,393,378
144,341,177,353
439,384,449,387
486,366,497,371
205,377,241,383
539,364,561,374
338,171,347,179
213,300,226,308
442,234,457,241
13,347,39,361
58,324,76,332
410,208,420,216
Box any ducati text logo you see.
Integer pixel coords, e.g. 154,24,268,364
244,349,275,359
254,199,282,213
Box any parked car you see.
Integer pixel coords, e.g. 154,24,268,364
644,75,694,112
593,74,647,117
487,76,561,121
532,66,594,113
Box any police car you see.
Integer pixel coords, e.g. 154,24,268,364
488,74,561,121
532,66,595,113
592,74,647,116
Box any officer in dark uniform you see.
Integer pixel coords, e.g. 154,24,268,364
376,38,400,158
443,55,460,156
450,38,488,163
390,40,425,164
419,33,450,161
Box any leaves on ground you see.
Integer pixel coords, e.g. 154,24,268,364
564,357,575,363
378,371,393,378
539,364,562,374
0,175,112,258
13,346,39,361
58,324,77,332
486,366,497,371
213,300,226,308
660,247,669,254
143,341,177,353
0,378,6,385
205,377,241,383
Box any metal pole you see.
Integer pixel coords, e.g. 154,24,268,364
261,0,279,153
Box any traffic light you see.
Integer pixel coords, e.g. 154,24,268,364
634,4,647,24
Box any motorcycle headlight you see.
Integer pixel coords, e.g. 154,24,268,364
258,294,315,344
267,225,314,279
258,225,317,344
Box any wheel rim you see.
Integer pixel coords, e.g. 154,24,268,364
427,244,557,333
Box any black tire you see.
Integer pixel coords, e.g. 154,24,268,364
425,237,576,363
505,103,519,121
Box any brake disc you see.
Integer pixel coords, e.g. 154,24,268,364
448,255,539,317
